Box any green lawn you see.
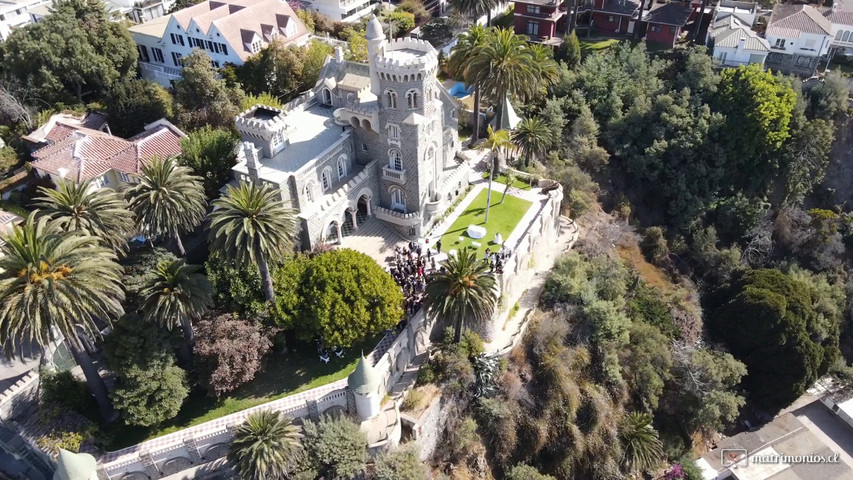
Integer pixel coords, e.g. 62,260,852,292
481,171,532,190
94,335,381,451
438,188,533,257
579,38,621,52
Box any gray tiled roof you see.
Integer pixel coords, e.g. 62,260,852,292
767,4,832,37
711,17,771,50
821,6,853,27
645,2,693,26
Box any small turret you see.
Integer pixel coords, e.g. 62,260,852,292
366,16,386,96
243,141,261,184
348,355,382,419
53,449,98,480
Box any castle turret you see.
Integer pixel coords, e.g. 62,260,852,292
53,449,98,480
242,141,261,184
348,355,382,420
366,16,385,96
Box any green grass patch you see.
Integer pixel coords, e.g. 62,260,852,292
94,335,381,451
579,37,620,52
438,188,533,257
481,171,532,190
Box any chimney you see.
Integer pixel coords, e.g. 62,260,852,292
737,36,746,56
335,45,345,62
243,141,261,185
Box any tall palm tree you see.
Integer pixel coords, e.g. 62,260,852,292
479,126,514,223
500,170,516,204
512,116,552,167
139,259,212,365
34,179,135,254
424,248,498,343
528,43,560,90
619,412,665,475
228,410,302,480
0,214,124,421
448,25,489,145
451,0,499,26
208,182,299,304
125,156,207,256
468,29,541,130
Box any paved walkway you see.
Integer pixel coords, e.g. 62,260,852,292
337,217,407,265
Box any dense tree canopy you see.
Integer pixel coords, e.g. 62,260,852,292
179,127,238,199
173,50,244,130
104,79,173,138
0,0,137,102
194,313,272,397
273,249,404,347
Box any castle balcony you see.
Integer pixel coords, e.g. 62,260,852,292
375,206,421,227
424,195,443,216
382,166,407,184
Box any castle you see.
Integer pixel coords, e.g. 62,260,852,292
232,16,468,249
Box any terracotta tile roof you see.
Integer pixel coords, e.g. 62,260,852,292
821,6,853,27
30,120,186,183
767,4,832,37
168,0,309,62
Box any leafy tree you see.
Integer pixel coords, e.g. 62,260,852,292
620,322,672,411
179,127,238,199
0,214,124,420
804,71,848,120
451,0,499,25
1,0,136,102
238,41,305,100
340,27,368,62
714,64,796,184
208,182,299,304
273,250,404,347
556,31,581,69
121,247,178,310
301,40,334,91
424,248,498,343
373,444,427,480
228,410,302,480
388,11,416,36
421,18,455,47
125,156,207,256
397,0,430,24
709,268,841,411
242,92,283,110
640,226,669,267
670,46,719,99
479,126,514,222
194,313,272,397
782,118,834,205
506,464,556,480
103,314,188,426
173,50,244,130
205,250,266,318
512,116,552,167
139,259,212,364
33,179,133,254
103,79,173,138
447,25,489,144
619,412,665,474
301,415,367,479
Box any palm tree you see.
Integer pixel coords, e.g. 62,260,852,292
125,156,207,256
448,25,490,145
208,182,299,304
528,43,560,92
479,126,514,223
619,412,665,475
512,116,552,168
139,259,212,365
0,214,124,421
468,29,540,129
34,179,135,254
424,248,498,343
500,170,516,204
451,0,499,26
228,410,302,480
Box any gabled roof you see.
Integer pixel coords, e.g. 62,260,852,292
596,0,640,16
767,4,832,37
711,16,771,51
30,118,185,183
645,2,693,26
821,6,853,28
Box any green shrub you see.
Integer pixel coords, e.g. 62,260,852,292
41,371,90,413
416,361,436,385
401,389,425,412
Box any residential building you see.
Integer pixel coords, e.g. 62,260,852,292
715,0,758,27
821,6,853,54
25,113,185,188
0,0,49,41
129,0,310,86
28,0,174,25
644,2,692,47
0,210,21,235
591,0,641,35
708,15,769,66
301,0,378,22
512,0,567,46
232,16,468,249
765,4,833,74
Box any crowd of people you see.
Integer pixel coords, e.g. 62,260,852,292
389,240,443,317
486,246,512,274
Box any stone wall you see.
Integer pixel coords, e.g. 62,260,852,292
0,371,40,422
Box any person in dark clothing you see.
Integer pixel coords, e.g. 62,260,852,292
436,239,442,253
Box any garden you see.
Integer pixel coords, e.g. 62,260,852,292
437,188,533,256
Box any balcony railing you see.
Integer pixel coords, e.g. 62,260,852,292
139,62,181,78
382,166,406,184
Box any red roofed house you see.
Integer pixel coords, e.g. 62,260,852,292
25,113,186,189
591,0,641,35
643,2,694,47
129,0,310,87
513,0,568,46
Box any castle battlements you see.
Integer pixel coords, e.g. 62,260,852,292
235,105,288,141
374,37,438,77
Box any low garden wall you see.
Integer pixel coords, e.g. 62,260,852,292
0,371,40,422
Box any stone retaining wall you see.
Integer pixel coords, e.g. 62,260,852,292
0,371,40,422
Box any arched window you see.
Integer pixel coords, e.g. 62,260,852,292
386,89,398,108
322,88,332,105
406,89,419,109
844,31,851,42
337,155,347,179
388,149,403,170
321,167,332,191
390,186,406,211
304,182,315,202
837,31,844,40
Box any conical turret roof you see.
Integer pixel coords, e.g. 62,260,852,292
366,15,384,41
348,355,380,395
53,449,97,480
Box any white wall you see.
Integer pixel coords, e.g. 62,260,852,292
306,0,375,22
0,0,49,41
765,30,831,57
714,45,767,66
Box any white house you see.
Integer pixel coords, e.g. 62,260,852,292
709,15,770,66
129,0,310,86
765,4,833,74
714,0,758,28
0,0,49,41
302,0,377,22
821,6,853,55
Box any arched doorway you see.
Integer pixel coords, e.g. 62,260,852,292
341,209,355,236
357,195,370,224
325,221,340,244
